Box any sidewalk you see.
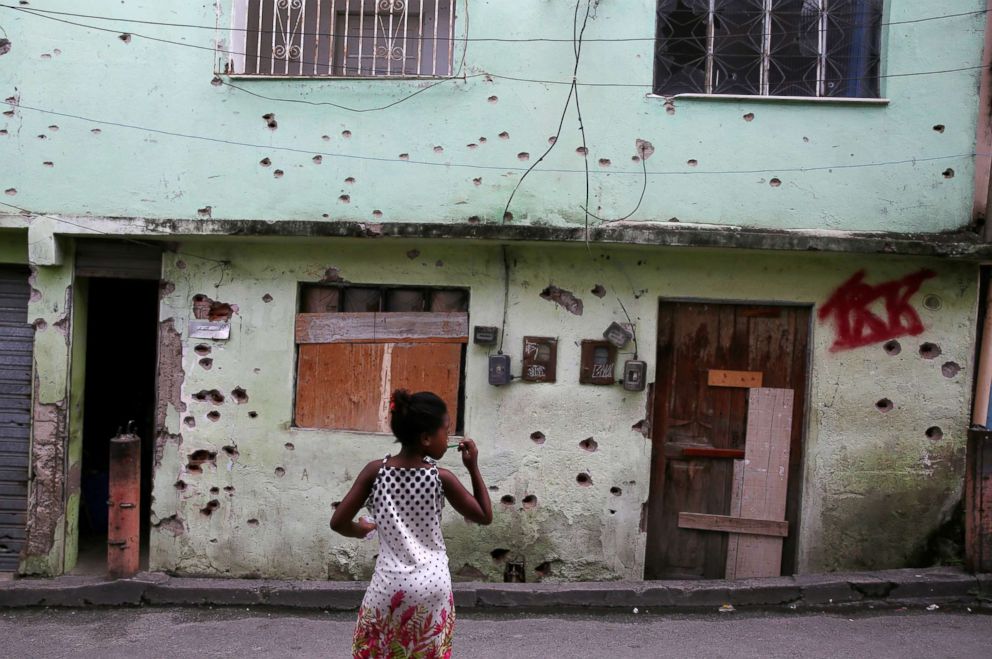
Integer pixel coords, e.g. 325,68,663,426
1,567,989,611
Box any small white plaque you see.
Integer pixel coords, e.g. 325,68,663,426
189,320,230,340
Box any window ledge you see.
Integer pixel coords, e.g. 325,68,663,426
649,93,889,106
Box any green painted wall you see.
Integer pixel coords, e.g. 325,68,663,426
0,1,985,232
0,231,28,264
149,239,976,579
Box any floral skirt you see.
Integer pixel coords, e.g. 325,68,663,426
352,590,455,659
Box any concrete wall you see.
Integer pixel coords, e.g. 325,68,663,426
0,0,985,233
148,239,976,579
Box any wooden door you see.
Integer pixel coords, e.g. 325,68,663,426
644,301,810,580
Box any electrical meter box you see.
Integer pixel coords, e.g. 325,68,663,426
488,354,512,386
622,360,647,391
474,326,499,346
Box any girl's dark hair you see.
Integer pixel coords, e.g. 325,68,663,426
389,389,447,447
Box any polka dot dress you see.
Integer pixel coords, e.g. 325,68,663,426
352,455,454,658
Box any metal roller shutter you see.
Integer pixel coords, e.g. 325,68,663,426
75,239,163,280
0,266,32,572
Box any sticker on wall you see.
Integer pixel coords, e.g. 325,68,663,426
522,336,558,383
189,320,230,340
580,340,617,385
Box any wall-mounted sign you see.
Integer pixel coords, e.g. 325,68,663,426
189,320,231,340
522,336,557,383
580,340,617,385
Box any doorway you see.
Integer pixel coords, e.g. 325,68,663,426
74,278,159,575
644,300,811,580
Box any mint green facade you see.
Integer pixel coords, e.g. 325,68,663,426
1,1,989,579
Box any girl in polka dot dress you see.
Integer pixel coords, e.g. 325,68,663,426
331,389,493,659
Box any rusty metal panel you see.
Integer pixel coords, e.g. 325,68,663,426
0,267,32,572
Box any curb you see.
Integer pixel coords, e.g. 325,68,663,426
0,567,988,611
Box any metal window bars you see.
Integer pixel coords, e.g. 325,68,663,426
654,0,882,98
241,0,455,77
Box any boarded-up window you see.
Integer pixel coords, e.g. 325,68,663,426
294,285,468,433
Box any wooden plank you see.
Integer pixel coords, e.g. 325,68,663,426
707,369,763,389
389,343,462,436
966,428,992,572
294,343,384,431
678,512,788,537
295,312,468,344
681,447,746,459
725,459,745,579
726,388,794,579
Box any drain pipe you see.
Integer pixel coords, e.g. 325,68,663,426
973,272,992,427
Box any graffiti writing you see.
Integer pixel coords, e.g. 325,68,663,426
818,269,936,352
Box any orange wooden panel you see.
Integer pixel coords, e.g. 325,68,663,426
295,343,385,431
707,369,763,389
389,342,462,435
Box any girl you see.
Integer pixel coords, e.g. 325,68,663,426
330,389,493,659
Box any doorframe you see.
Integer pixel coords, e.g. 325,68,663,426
646,296,815,578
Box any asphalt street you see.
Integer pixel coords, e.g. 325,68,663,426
0,607,988,658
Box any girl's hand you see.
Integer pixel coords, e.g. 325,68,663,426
356,516,377,539
459,438,479,469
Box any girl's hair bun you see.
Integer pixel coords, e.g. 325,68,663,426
390,389,413,415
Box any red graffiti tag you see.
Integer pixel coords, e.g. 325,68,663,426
818,269,936,352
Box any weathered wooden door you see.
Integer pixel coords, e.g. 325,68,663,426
644,301,810,580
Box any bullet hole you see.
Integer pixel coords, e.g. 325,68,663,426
743,112,755,122
518,152,530,161
183,416,196,428
4,188,16,196
480,136,488,143
522,495,538,510
875,398,893,413
941,168,955,179
40,53,51,60
322,213,329,218
192,389,225,405
498,131,510,140
926,426,944,441
372,210,383,219
342,130,352,138
540,285,584,315
0,130,6,136
635,138,655,160
467,216,481,224
487,95,498,103
631,155,641,162
119,33,132,43
200,499,220,516
222,445,239,459
769,178,782,187
312,155,323,164
48,125,59,132
576,146,588,156
687,159,698,167
176,259,186,269
500,495,515,507
941,362,961,378
883,340,901,356
197,206,212,219
194,344,212,356
91,128,102,135
435,260,444,268
275,467,286,477
339,194,350,203
399,153,409,160
535,561,552,579
273,169,284,178
490,548,510,561
406,249,421,259
37,134,47,140
262,293,273,303
344,177,356,184
610,486,622,496
247,518,259,526
920,343,942,359
174,480,187,491
609,509,618,515
489,485,499,491
42,161,53,167
248,411,258,418
503,211,514,222
211,75,223,87
223,486,235,494
530,431,546,444
803,136,810,143
576,472,593,486
0,39,10,56
922,294,942,310
473,177,482,186
467,143,478,150
430,145,444,155
263,113,277,130
320,134,331,141
198,357,213,371
32,319,47,331
285,442,295,451
210,486,220,495
598,158,611,167
632,419,648,436
579,437,598,452
933,124,945,133
187,450,217,474
231,387,249,404
591,284,606,298
207,411,221,422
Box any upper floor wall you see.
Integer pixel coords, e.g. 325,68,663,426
1,0,989,234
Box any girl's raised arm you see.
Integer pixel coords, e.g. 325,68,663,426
439,439,492,525
330,460,380,538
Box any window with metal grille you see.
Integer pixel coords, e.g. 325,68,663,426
294,285,468,433
235,0,456,77
654,0,883,98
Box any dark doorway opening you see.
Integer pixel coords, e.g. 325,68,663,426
75,278,159,575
